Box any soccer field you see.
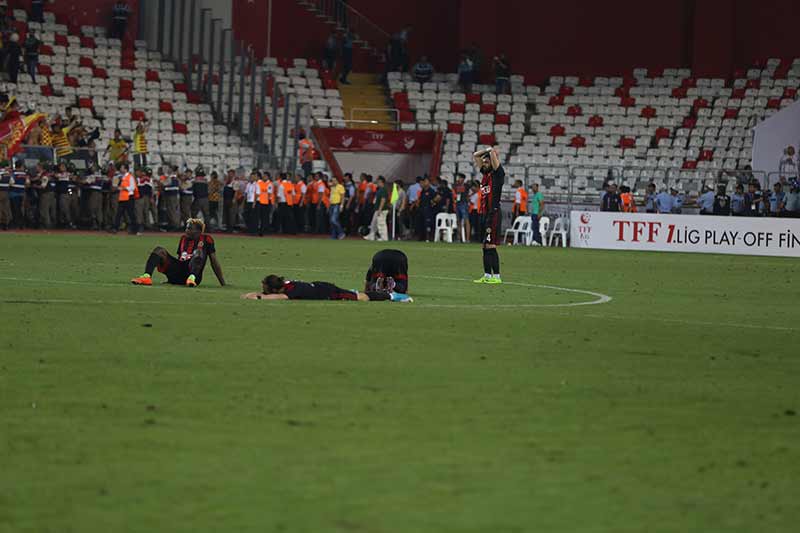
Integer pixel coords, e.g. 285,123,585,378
0,232,798,533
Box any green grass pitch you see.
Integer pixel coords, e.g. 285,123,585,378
0,232,798,533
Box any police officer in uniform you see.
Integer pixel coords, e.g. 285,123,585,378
26,168,41,228
162,167,180,230
179,169,194,226
0,163,11,229
9,165,28,229
192,166,210,222
67,165,82,227
86,164,106,229
104,164,121,229
136,167,157,230
38,164,56,229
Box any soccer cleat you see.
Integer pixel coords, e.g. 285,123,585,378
131,275,152,286
390,292,413,303
473,276,490,284
185,274,197,287
485,277,503,284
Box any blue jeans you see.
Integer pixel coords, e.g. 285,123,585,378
530,213,542,244
330,204,343,238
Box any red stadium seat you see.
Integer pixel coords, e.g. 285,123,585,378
80,36,96,49
699,149,714,161
621,75,637,87
566,105,582,117
682,117,697,129
78,97,93,109
54,33,68,47
746,79,760,89
187,92,203,104
173,122,188,134
619,137,635,149
731,87,746,99
569,135,586,148
548,95,564,106
620,96,636,108
578,76,594,87
64,75,78,88
682,159,697,169
37,64,53,76
784,87,797,99
79,56,94,68
174,82,187,93
479,103,496,114
495,114,510,124
724,108,739,119
479,133,496,145
549,124,566,137
131,110,146,122
558,85,574,96
692,97,709,111
159,101,174,113
92,67,108,79
145,69,160,82
614,86,630,98
640,106,656,119
40,85,54,97
466,93,481,104
681,77,697,88
655,127,670,141
587,115,604,128
449,102,465,113
447,122,463,134
119,79,134,90
398,110,414,123
39,44,54,56
118,87,133,100
121,58,136,70
323,78,338,90
767,98,781,109
671,87,687,98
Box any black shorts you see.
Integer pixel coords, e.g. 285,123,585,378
287,281,358,300
480,210,501,245
158,254,203,285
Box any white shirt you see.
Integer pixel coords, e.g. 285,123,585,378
245,182,257,203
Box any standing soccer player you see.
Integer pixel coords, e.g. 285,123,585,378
473,146,504,283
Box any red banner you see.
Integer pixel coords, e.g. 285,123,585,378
317,129,438,154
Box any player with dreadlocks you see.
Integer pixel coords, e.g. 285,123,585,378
130,218,225,287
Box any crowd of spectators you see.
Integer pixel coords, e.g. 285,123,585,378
599,176,800,217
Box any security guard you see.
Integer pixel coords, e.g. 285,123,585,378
38,164,56,229
162,167,181,230
9,164,28,229
112,163,138,234
86,164,106,229
192,166,210,222
104,163,122,229
136,167,157,230
256,171,273,236
0,162,11,229
179,169,194,226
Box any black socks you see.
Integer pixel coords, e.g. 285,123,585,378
365,291,391,301
482,248,500,275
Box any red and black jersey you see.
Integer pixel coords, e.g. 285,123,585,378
479,165,505,213
284,281,358,300
176,234,216,262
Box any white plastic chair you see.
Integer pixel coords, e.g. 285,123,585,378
548,217,569,247
535,216,550,246
504,216,532,245
434,213,456,243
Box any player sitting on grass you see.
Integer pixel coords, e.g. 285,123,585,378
241,275,412,302
365,249,409,294
131,218,225,287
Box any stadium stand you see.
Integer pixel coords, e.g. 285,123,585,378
388,59,797,204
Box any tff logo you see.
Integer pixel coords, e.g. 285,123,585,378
580,213,591,224
612,220,663,243
403,137,416,150
341,135,353,148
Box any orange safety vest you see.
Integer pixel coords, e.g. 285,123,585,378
293,181,305,206
621,192,637,212
322,184,331,208
516,187,529,214
257,179,271,204
118,172,137,201
298,138,314,163
282,180,294,206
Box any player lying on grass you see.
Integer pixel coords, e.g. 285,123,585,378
365,249,409,294
241,275,412,302
131,219,225,287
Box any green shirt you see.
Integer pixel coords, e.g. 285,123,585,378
374,187,388,210
529,191,544,215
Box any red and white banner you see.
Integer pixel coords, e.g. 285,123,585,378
316,129,438,153
570,211,800,257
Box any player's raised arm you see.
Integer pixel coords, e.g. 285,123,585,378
209,251,226,286
489,147,501,171
473,147,491,168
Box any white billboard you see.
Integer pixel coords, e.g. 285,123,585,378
570,211,800,257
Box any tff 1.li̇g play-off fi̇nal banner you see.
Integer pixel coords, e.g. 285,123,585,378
570,211,800,257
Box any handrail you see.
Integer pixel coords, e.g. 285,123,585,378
350,107,399,129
